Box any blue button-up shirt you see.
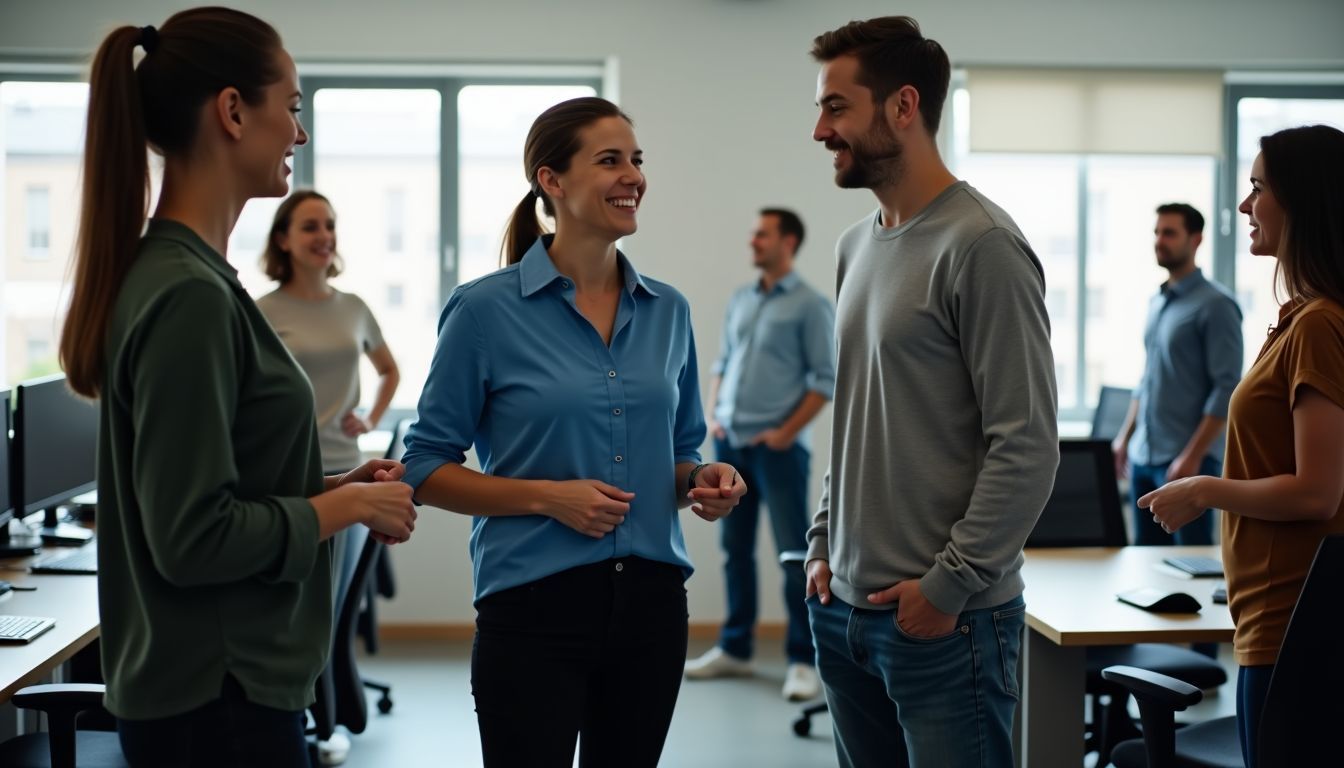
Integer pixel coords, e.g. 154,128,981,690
1131,268,1243,466
712,271,836,449
402,236,706,601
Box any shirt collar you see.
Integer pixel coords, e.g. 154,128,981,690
758,271,801,295
518,235,659,298
1161,267,1206,298
144,218,242,288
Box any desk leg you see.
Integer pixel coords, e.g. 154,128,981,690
1017,628,1085,768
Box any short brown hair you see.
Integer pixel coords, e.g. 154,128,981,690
810,16,951,135
262,189,344,283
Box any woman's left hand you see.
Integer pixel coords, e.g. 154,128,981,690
687,463,747,522
338,459,405,487
1138,475,1209,534
342,410,374,437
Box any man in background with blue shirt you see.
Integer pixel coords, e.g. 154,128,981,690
1113,203,1243,546
684,208,835,702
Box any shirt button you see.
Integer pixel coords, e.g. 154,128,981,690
612,408,622,415
608,370,617,378
615,562,624,572
561,280,570,288
614,455,623,463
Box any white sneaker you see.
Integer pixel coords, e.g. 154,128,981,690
316,730,351,765
782,663,821,701
684,647,753,679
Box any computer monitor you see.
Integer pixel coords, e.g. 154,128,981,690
1090,385,1134,442
1,388,41,557
1027,439,1127,548
13,375,97,541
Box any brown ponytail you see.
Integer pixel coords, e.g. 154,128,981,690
60,26,148,398
59,8,284,397
499,97,632,267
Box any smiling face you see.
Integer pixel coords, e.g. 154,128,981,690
1238,152,1286,258
812,54,903,190
278,196,337,277
239,50,307,198
543,115,646,240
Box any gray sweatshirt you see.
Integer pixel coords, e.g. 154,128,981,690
806,181,1059,616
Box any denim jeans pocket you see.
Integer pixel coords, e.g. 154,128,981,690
991,603,1026,700
891,611,968,644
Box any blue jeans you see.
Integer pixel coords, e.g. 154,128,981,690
807,593,1025,768
1130,456,1222,546
714,436,814,664
1238,664,1274,768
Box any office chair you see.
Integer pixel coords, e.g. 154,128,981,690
1104,534,1343,768
1029,440,1227,768
357,420,409,656
1091,386,1135,441
0,684,127,768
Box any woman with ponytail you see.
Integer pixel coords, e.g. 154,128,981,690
59,9,416,765
401,96,747,767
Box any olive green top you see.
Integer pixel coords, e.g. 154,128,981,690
97,219,332,719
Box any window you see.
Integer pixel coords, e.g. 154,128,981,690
2,80,87,387
386,187,406,254
948,86,1217,417
25,185,50,259
387,284,404,307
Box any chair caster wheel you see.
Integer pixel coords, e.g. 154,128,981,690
377,695,393,714
792,717,811,737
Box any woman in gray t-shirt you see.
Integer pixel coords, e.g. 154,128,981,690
258,190,400,472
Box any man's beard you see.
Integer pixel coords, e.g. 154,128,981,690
834,114,904,189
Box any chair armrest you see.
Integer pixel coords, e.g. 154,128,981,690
1100,665,1203,710
779,550,808,566
12,683,107,715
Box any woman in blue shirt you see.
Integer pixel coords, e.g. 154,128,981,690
402,97,746,767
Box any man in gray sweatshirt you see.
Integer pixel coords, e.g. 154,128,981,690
805,17,1059,768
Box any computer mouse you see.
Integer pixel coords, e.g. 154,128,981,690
1117,587,1203,614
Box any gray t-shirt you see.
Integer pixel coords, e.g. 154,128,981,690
807,181,1060,616
257,288,386,472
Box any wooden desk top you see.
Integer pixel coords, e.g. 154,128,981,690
1022,546,1235,646
0,554,100,702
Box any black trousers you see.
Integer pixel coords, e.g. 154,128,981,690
116,675,309,768
471,556,689,768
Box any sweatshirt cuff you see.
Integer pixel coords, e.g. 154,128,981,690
261,497,320,584
805,536,829,567
919,563,973,616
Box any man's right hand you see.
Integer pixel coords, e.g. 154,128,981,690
1111,436,1129,480
806,558,833,605
545,480,634,539
357,482,418,543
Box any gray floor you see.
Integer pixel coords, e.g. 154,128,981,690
338,638,839,768
336,639,1239,768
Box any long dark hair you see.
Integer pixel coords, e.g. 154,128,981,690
60,7,285,397
499,97,633,267
1261,125,1344,308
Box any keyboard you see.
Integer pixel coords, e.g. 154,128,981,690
0,615,56,643
30,547,97,575
1163,555,1224,578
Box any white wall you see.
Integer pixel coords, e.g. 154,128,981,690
4,0,1341,629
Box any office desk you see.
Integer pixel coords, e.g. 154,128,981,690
0,558,100,703
1018,546,1234,768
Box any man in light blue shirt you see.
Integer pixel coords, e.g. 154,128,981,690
1114,203,1243,546
684,208,836,701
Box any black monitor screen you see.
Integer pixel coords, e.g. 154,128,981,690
15,375,97,513
1,389,11,523
1028,439,1126,548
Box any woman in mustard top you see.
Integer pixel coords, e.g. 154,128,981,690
1140,124,1344,768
